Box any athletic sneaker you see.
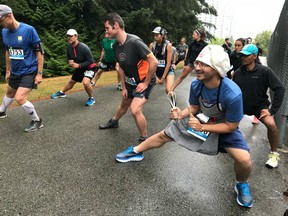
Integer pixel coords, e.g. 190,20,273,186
138,136,148,143
99,119,119,129
265,152,280,168
51,91,66,99
24,119,43,133
117,84,122,91
115,146,144,163
86,97,95,106
0,112,7,119
234,182,253,208
252,115,260,124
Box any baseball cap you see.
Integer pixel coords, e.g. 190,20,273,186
152,26,162,34
196,45,231,77
66,29,78,36
0,4,12,19
240,44,258,55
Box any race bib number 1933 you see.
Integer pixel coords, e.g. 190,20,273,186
9,47,24,60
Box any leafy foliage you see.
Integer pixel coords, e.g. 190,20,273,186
254,30,272,56
0,0,217,78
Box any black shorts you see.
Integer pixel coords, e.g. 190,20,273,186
9,72,37,89
72,69,96,83
99,61,116,71
245,105,270,118
125,77,156,99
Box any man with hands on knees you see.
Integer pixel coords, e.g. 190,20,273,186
115,45,254,208
233,44,285,169
51,29,97,106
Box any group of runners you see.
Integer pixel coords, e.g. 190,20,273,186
0,4,286,209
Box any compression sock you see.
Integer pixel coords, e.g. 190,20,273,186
21,101,40,121
0,95,14,112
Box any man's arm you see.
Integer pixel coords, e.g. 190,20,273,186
268,70,285,115
144,53,158,84
78,45,94,69
99,48,105,63
5,50,11,82
159,43,172,83
171,66,192,91
197,121,239,134
34,51,44,84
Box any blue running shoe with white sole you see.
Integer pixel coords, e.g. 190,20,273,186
115,146,144,163
51,91,66,99
86,97,95,106
234,182,253,208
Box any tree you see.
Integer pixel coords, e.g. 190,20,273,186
254,30,272,56
209,36,225,46
0,0,217,78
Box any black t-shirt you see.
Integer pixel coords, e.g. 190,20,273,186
66,42,94,72
113,34,152,83
185,40,208,65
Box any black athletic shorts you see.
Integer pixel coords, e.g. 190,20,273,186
99,61,116,71
72,69,96,83
9,72,37,89
125,76,156,99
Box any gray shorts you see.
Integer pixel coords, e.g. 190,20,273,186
164,118,249,155
9,72,37,89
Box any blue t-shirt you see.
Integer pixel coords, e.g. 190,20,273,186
2,22,41,76
189,77,244,123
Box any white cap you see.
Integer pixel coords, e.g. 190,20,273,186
66,29,78,36
152,26,162,34
0,4,12,18
196,45,231,77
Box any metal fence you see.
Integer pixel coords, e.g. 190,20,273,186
267,0,288,146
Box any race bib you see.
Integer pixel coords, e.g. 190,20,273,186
158,59,165,68
9,48,24,60
100,62,108,69
84,70,95,78
125,76,137,86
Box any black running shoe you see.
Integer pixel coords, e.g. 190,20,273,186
24,119,43,133
99,119,119,129
0,112,7,119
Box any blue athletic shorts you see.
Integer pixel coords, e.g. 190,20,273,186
218,128,250,153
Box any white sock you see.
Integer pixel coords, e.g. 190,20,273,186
0,95,14,112
21,101,39,121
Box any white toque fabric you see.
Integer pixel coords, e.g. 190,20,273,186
196,45,231,77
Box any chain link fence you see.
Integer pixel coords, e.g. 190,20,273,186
267,0,288,146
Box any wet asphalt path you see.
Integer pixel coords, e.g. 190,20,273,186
0,71,287,215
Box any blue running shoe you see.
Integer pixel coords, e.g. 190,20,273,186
234,182,253,208
51,91,66,99
115,146,144,163
86,97,95,106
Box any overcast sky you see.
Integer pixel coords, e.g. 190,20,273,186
232,0,285,39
